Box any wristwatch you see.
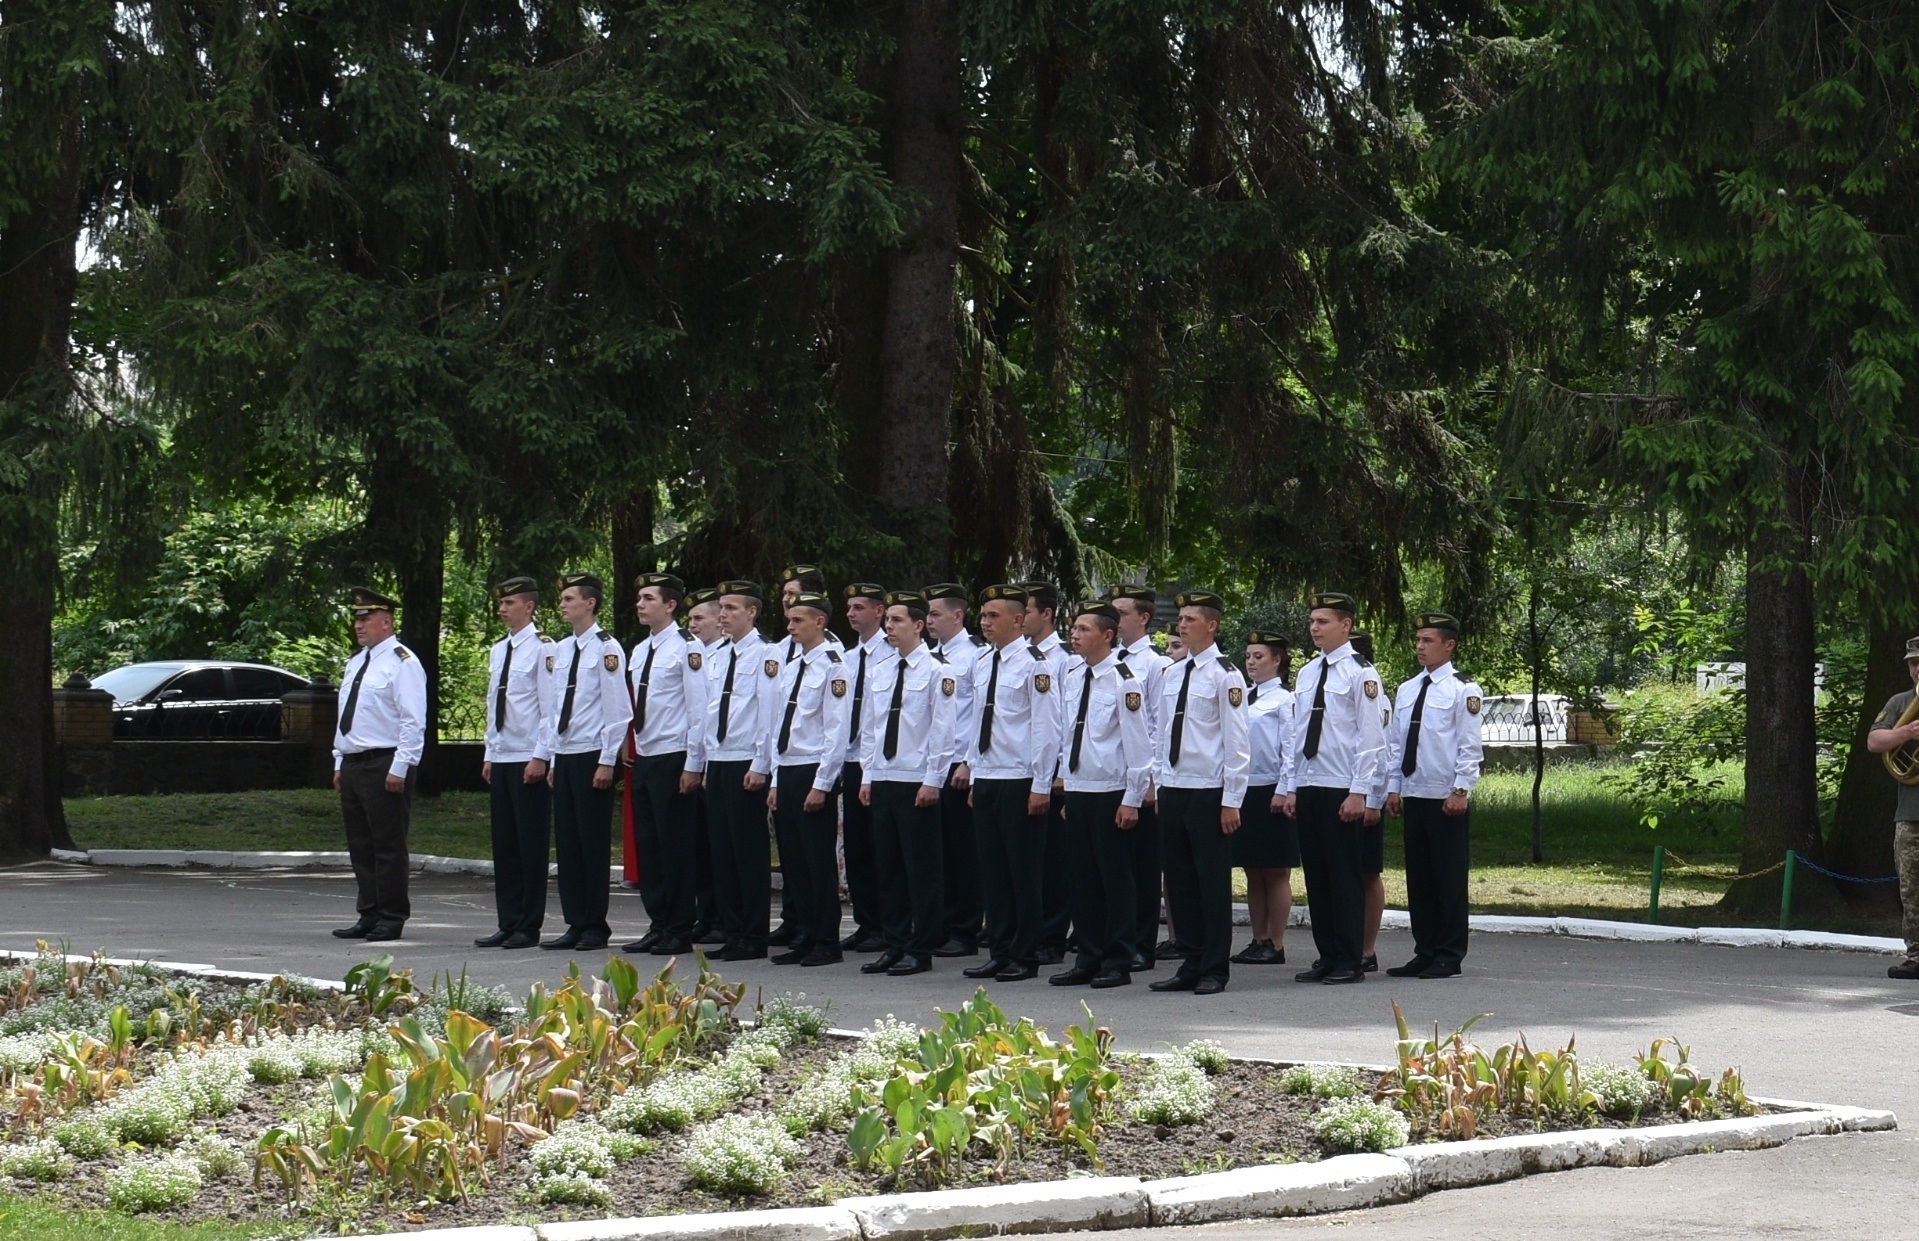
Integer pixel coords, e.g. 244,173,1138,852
1451,787,1470,798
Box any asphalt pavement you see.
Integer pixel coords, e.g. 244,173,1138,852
3,862,1914,1237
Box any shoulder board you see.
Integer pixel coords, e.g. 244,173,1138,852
596,628,616,643
394,645,413,661
932,651,949,664
1354,655,1374,667
677,626,691,641
540,633,555,643
1117,663,1135,680
826,649,843,663
1027,642,1046,660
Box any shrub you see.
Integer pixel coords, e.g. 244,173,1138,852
528,1122,618,1181
1277,1063,1363,1100
0,1032,58,1080
604,1026,794,1135
105,1150,204,1213
1129,1052,1216,1127
102,1086,193,1145
183,1131,244,1179
1312,1098,1411,1153
755,996,831,1043
528,1171,612,1207
1584,1060,1655,1119
245,1037,304,1085
1183,1040,1230,1075
0,1138,74,1182
51,1116,115,1159
682,1115,801,1196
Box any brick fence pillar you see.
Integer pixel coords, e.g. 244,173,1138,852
52,673,114,747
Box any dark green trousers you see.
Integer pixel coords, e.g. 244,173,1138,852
1402,797,1471,966
869,781,945,956
488,760,550,934
1066,789,1137,973
1159,785,1232,984
551,751,613,937
340,751,412,927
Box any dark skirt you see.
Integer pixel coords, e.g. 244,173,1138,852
1233,783,1301,869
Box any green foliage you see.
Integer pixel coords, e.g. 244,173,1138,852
1310,1098,1410,1154
1128,1051,1216,1128
681,1115,801,1196
1636,1038,1755,1121
1276,1063,1364,1101
105,1152,204,1214
0,1138,73,1182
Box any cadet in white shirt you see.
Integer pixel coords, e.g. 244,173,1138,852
1282,592,1387,983
838,583,892,954
856,591,957,975
476,577,554,950
331,587,428,943
766,592,853,966
620,573,710,958
1146,591,1250,995
925,583,986,955
1383,613,1484,979
1051,602,1153,989
1230,632,1297,967
1109,585,1170,971
1020,581,1074,962
537,574,630,951
953,584,1062,982
681,586,725,943
770,564,839,944
1352,630,1389,972
705,580,783,958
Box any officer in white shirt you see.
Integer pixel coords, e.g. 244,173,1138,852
766,591,853,966
1146,591,1249,995
856,591,957,976
769,564,839,944
1282,591,1387,983
925,583,986,955
704,580,783,958
331,587,428,943
1383,612,1484,979
1109,584,1170,971
682,586,725,942
1050,601,1153,989
1020,581,1074,962
619,573,710,958
476,576,554,950
1231,632,1297,966
953,584,1062,982
838,582,893,953
539,573,631,952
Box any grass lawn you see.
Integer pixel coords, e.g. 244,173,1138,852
60,763,1898,935
0,1193,283,1241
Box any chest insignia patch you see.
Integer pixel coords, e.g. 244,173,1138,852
1466,695,1481,715
764,659,780,678
1227,687,1243,707
1363,679,1380,700
545,655,555,672
1125,691,1141,712
603,653,620,672
688,651,702,671
1034,673,1052,694
831,678,847,698
941,678,956,697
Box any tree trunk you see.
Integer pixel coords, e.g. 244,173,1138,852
872,0,960,584
610,485,656,649
396,520,446,794
1529,579,1544,863
1826,600,1909,910
1722,508,1825,916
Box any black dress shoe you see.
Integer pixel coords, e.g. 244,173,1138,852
963,957,1011,979
995,962,1039,982
1418,962,1462,979
1032,946,1066,966
1149,974,1198,992
1889,961,1919,980
473,930,512,949
691,924,728,946
933,938,976,958
1322,968,1365,984
1049,966,1098,987
626,928,663,953
1229,940,1268,965
648,937,691,956
1090,969,1131,989
1386,956,1433,978
839,929,881,952
1194,977,1226,996
364,923,404,943
771,946,809,965
861,949,905,975
1155,939,1183,961
332,921,374,940
800,947,843,967
541,930,584,951
1294,965,1331,983
1360,954,1378,974
1130,952,1156,973
576,932,610,951
1259,944,1286,965
887,954,933,977
501,931,540,949
768,922,801,946
721,943,767,961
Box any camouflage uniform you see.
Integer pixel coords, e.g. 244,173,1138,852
1871,686,1919,970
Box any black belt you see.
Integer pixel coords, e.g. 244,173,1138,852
342,748,396,764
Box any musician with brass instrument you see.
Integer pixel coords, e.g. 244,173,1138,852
1866,634,1919,981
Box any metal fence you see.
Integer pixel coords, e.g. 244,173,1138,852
1478,694,1572,744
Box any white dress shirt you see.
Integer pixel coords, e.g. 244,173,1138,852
542,626,632,765
1118,635,1170,738
1384,662,1485,799
1286,642,1387,805
705,631,783,771
1245,678,1296,790
333,635,428,778
858,644,958,787
933,631,983,773
483,624,553,764
1035,631,1071,778
771,641,852,792
843,630,893,768
961,639,1061,784
1060,652,1154,805
1149,643,1251,808
629,626,710,770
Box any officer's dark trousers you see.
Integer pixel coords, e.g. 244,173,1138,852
841,761,880,938
693,789,716,931
1403,797,1472,967
340,750,412,927
1041,791,1072,951
1296,784,1364,972
973,777,1044,962
706,759,770,950
869,781,945,956
1132,801,1162,952
488,760,550,934
1159,785,1232,984
1067,789,1136,973
551,751,613,937
631,751,698,939
941,765,983,946
776,764,840,948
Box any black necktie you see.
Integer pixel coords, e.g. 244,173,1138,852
1248,684,1260,706
1168,660,1195,765
849,645,869,741
1303,663,1329,759
340,649,372,734
556,640,584,735
777,659,804,753
883,659,907,760
716,647,739,742
977,649,1001,753
1401,674,1432,777
1069,665,1094,772
634,639,657,733
492,639,514,732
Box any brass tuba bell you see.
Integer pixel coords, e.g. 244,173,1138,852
1885,694,1919,786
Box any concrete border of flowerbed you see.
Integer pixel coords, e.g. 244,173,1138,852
38,848,1903,954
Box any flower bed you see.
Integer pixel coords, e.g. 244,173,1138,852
0,946,1771,1234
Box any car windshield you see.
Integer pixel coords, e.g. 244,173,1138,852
92,664,188,704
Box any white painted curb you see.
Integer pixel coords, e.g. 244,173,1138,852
842,1177,1149,1239
540,1206,861,1241
1145,1153,1413,1224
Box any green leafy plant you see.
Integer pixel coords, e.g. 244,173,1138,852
1312,1097,1411,1153
682,1114,802,1195
105,1150,204,1213
1637,1038,1755,1120
1276,1063,1363,1100
1129,1051,1216,1127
